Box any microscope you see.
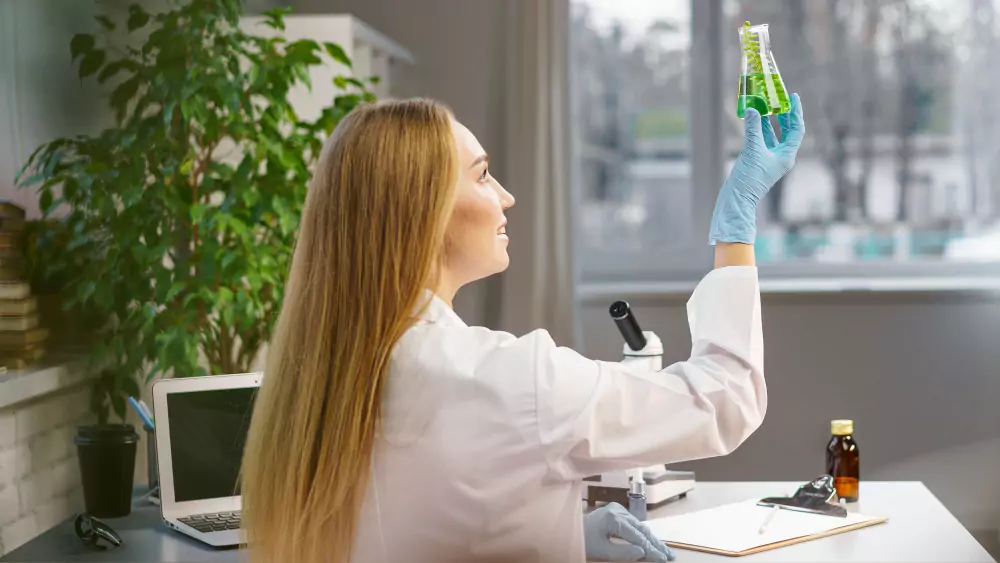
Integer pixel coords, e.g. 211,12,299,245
582,300,696,509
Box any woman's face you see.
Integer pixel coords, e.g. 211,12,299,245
442,120,515,286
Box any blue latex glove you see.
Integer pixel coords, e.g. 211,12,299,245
709,92,805,245
584,503,675,562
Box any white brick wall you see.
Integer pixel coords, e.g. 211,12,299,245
0,413,14,450
0,383,95,556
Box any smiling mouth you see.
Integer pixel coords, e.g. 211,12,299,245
497,226,506,235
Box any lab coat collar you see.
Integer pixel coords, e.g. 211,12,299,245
416,290,467,327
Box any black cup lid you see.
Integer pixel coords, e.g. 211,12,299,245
76,423,140,442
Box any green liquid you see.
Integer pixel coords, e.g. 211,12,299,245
737,72,791,118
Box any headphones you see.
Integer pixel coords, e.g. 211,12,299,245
74,514,122,550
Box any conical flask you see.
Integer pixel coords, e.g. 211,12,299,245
737,21,791,119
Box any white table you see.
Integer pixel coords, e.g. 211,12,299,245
3,482,993,562
646,481,995,563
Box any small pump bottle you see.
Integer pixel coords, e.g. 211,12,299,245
826,419,860,502
627,473,648,521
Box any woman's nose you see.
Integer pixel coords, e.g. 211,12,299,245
496,182,515,210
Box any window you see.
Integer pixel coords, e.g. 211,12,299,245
570,0,1000,286
570,0,706,283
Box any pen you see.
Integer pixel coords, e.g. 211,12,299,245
758,505,780,534
138,399,155,425
128,397,155,430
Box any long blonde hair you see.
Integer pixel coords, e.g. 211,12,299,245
240,99,458,563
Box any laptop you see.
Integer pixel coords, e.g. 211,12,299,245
151,372,262,547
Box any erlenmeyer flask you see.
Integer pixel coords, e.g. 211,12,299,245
737,22,791,119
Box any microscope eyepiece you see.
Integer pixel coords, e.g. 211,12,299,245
609,301,629,319
609,300,647,352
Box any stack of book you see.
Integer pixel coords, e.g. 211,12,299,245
0,200,48,371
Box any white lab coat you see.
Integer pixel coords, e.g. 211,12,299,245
352,266,766,563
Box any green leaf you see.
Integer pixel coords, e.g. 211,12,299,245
121,376,140,400
335,93,363,111
182,292,200,308
190,203,207,222
263,6,292,30
229,216,250,239
95,15,116,31
324,43,352,67
165,282,185,303
162,100,176,128
98,60,137,84
221,251,240,271
79,50,106,79
337,77,365,89
166,330,188,367
286,40,322,66
70,34,95,62
39,189,54,214
130,245,148,262
127,4,150,31
146,361,162,383
111,76,141,118
240,187,259,207
80,280,96,303
111,393,127,421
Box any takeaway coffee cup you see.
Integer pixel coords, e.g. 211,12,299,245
75,424,139,518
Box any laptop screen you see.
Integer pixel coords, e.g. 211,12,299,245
166,386,257,503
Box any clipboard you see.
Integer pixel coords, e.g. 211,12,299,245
645,499,889,557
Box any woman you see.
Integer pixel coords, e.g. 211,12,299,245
242,96,805,563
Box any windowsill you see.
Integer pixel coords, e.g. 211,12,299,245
577,276,1000,302
0,353,93,410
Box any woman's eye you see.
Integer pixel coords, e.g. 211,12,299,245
479,167,489,182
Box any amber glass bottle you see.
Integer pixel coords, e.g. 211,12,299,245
825,419,859,502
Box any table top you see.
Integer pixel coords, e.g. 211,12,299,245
1,481,994,563
0,500,236,563
647,481,995,563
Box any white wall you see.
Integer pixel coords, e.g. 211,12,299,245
0,0,112,218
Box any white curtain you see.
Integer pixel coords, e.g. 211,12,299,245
482,0,577,348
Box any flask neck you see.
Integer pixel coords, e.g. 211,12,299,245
755,28,771,51
740,25,772,55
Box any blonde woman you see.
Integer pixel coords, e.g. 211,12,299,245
242,96,805,563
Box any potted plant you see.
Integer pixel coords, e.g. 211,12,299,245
16,0,376,422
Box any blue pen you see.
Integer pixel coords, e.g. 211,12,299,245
128,396,155,430
138,399,155,425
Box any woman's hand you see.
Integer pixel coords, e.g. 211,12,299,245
708,93,805,248
584,503,675,562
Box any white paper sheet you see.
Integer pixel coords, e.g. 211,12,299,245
645,499,884,554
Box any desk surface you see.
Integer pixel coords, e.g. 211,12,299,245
647,481,994,563
1,482,994,563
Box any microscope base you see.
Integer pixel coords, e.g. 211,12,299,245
583,469,696,508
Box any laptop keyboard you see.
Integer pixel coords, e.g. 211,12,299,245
178,511,241,533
